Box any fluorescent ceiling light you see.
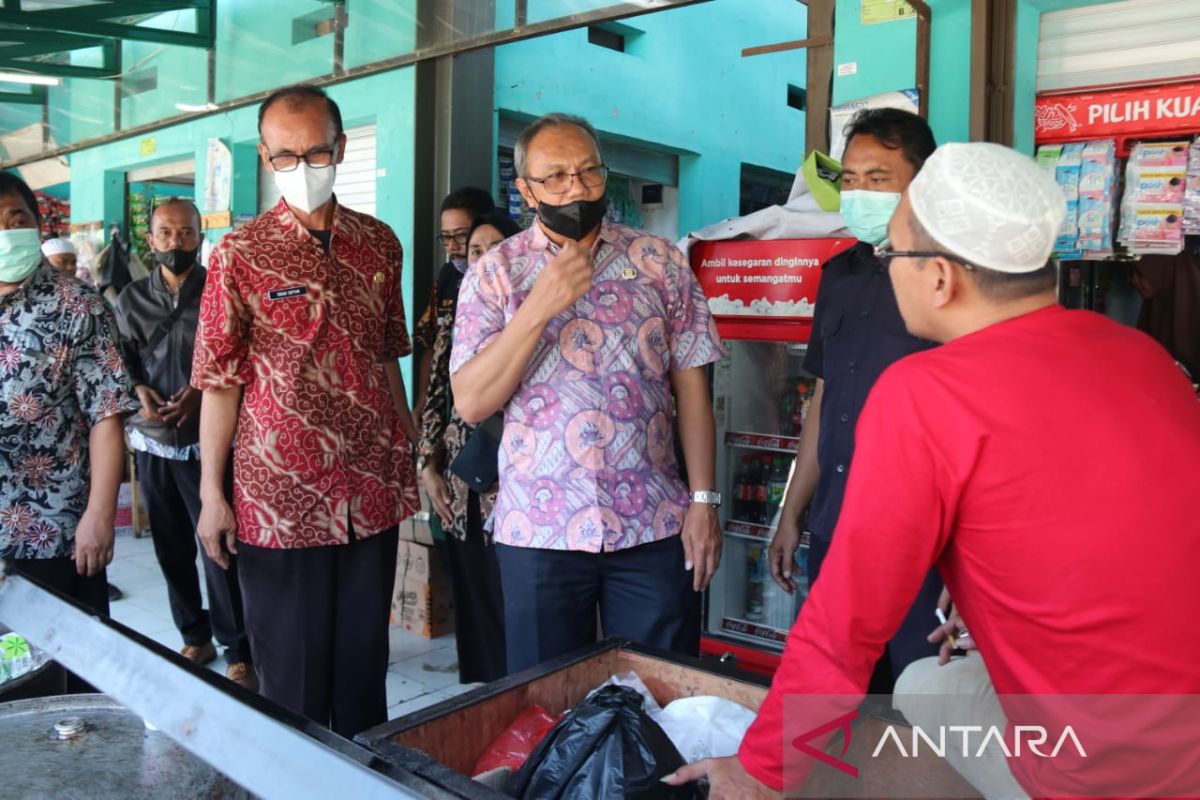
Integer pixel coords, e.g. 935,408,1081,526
0,72,61,87
175,102,218,112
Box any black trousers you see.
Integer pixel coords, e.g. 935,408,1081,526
808,535,943,692
495,535,701,675
7,556,108,695
135,451,250,665
433,491,507,684
236,526,398,739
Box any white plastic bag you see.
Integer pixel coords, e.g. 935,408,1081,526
654,696,757,763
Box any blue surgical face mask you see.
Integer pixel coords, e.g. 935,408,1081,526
840,189,902,246
0,227,43,284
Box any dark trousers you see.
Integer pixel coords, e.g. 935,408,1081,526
495,535,701,675
434,492,507,684
808,535,943,692
8,556,108,695
236,526,398,739
135,451,250,665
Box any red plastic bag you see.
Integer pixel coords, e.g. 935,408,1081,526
472,705,559,776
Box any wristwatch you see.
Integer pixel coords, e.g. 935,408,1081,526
690,490,722,508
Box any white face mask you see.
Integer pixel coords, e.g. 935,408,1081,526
273,163,337,215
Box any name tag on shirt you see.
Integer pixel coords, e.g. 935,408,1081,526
267,285,308,301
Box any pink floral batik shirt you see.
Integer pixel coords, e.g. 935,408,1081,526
449,220,724,553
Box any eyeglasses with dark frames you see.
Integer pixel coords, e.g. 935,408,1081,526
436,231,470,246
873,245,977,271
524,165,609,196
267,145,338,173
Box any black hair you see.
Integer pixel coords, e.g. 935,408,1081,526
468,209,523,244
0,171,40,227
440,186,496,219
844,108,937,171
968,262,1058,299
150,197,202,230
258,84,344,138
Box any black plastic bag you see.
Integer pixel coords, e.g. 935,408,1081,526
510,685,700,800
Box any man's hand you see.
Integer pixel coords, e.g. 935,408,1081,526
74,507,115,576
662,756,781,799
135,384,165,423
681,503,722,592
928,599,976,665
160,386,201,428
768,515,802,594
528,238,593,321
197,494,238,570
420,464,453,527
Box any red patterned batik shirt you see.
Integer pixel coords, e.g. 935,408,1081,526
192,199,419,549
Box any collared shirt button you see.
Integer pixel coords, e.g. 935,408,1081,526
840,413,849,423
836,463,847,473
860,310,869,317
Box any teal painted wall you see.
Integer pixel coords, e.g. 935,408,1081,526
67,68,419,386
215,0,333,102
120,9,208,130
344,0,418,69
830,0,1124,153
493,0,808,235
831,0,972,146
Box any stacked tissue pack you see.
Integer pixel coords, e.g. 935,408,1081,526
1184,139,1200,237
1119,140,1190,255
1038,140,1117,260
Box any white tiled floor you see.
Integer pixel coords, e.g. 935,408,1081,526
105,531,475,720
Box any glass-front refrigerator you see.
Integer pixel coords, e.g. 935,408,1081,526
690,237,856,676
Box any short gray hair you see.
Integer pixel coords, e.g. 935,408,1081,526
514,113,602,177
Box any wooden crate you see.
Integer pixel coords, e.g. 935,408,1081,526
356,639,764,798
357,639,980,799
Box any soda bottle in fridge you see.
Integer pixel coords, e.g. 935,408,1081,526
794,383,809,434
746,544,765,621
732,456,750,521
761,457,776,525
779,379,796,436
766,457,789,527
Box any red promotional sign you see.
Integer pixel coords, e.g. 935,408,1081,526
1035,81,1200,144
690,238,856,342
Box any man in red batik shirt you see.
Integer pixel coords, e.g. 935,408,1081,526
193,85,419,738
667,143,1200,798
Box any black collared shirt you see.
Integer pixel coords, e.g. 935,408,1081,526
802,242,934,541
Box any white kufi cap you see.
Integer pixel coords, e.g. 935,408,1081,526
907,142,1065,274
41,237,75,257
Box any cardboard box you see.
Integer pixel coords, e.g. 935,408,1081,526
398,511,435,546
390,539,453,638
395,538,438,584
392,577,454,639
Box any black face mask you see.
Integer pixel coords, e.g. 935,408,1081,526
154,247,199,276
535,195,608,241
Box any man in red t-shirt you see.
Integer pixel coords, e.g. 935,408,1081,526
667,143,1200,798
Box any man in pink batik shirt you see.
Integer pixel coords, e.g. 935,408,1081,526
450,113,725,673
